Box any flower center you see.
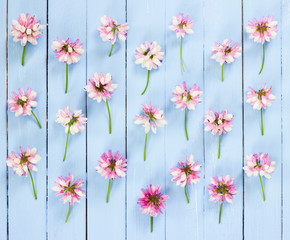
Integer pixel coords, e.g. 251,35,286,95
62,43,73,53
95,82,106,93
69,115,78,126
256,23,268,35
20,154,29,165
178,21,186,29
181,164,192,176
224,46,232,56
16,97,27,107
63,182,75,194
254,159,262,169
216,183,229,195
108,158,116,171
256,89,266,100
147,194,160,207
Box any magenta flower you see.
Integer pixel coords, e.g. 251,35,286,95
134,102,167,161
171,82,202,140
246,83,275,136
98,15,129,56
56,106,87,162
170,154,201,203
135,41,164,95
137,184,169,232
204,109,233,159
10,13,45,66
7,146,41,200
52,173,85,222
246,16,278,74
84,72,117,134
208,175,237,224
168,13,194,72
211,39,241,82
243,153,275,201
52,37,84,93
96,150,127,203
8,88,42,128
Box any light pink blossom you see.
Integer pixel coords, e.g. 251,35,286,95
246,83,275,110
168,13,194,38
211,39,241,66
246,16,278,44
11,13,45,46
52,37,84,64
84,72,117,103
204,109,233,135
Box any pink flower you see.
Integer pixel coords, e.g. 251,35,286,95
11,13,45,46
211,39,241,66
171,154,201,187
98,15,129,44
84,72,117,103
171,82,202,110
243,153,275,179
204,109,233,135
137,184,168,217
246,16,278,44
208,175,237,203
246,83,275,110
52,37,84,65
168,13,194,38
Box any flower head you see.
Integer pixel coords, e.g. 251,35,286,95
8,88,37,117
11,13,45,46
211,39,241,66
208,175,237,203
135,41,164,71
56,106,87,135
168,13,194,38
204,109,233,135
7,146,41,176
171,82,202,110
52,37,84,64
246,16,278,44
134,102,167,134
137,184,169,217
98,15,129,44
243,153,275,179
52,173,85,205
96,150,127,179
170,154,201,187
246,83,275,110
84,72,117,103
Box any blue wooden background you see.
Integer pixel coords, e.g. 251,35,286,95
0,0,287,239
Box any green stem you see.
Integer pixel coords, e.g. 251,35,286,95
65,64,68,94
260,108,264,136
106,179,111,203
144,133,148,161
218,135,221,159
150,216,153,233
141,70,150,95
109,44,114,57
180,37,185,72
259,44,265,74
63,125,70,162
184,184,189,204
221,63,224,82
219,203,222,224
184,108,189,141
259,172,266,201
106,100,112,134
22,44,27,66
31,111,42,129
28,168,37,200
65,202,71,223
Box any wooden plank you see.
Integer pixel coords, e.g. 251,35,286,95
7,1,47,239
47,0,87,239
203,0,243,239
86,0,126,239
127,0,166,239
165,1,204,240
243,1,282,239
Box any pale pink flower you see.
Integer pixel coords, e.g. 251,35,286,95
208,175,237,204
84,72,117,103
246,83,275,110
11,13,45,46
204,109,233,135
211,39,241,66
246,16,278,44
168,13,194,38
